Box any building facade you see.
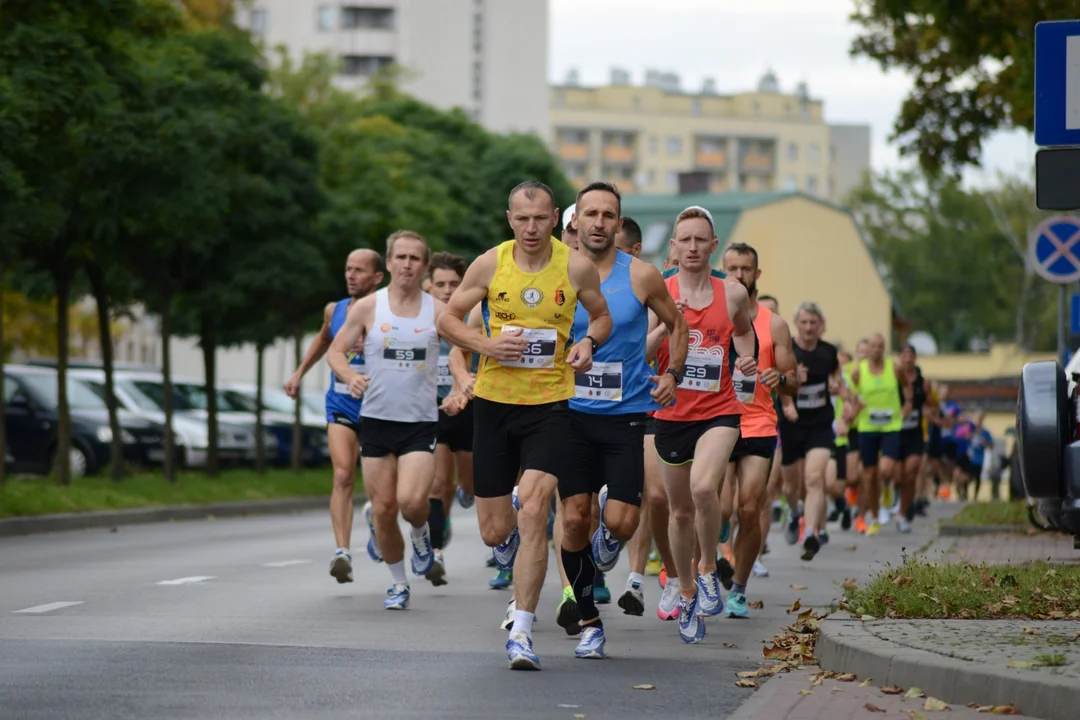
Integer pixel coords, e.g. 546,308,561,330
550,69,871,205
237,0,550,139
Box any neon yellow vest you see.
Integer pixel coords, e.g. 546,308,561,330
834,369,850,447
855,358,903,433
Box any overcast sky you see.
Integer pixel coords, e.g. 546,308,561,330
548,0,1033,188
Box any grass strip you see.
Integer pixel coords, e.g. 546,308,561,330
947,502,1030,527
0,468,342,518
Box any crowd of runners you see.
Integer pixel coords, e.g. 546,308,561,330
282,179,993,670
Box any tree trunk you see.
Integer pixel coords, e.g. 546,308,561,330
160,290,177,483
54,266,72,486
201,316,219,476
87,262,125,481
291,325,303,475
255,342,266,474
0,256,7,487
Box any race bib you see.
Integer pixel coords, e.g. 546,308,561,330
680,351,723,393
733,367,756,404
796,382,827,410
437,355,453,387
333,358,365,395
574,361,623,401
868,409,894,426
499,326,557,369
902,411,920,430
382,338,428,371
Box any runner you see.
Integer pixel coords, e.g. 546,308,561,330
425,252,477,585
561,202,580,250
326,231,444,609
719,243,798,616
778,302,842,560
896,343,933,532
284,248,384,584
614,216,643,257
436,180,611,670
844,333,913,536
561,184,688,658
752,293,788,579
652,206,758,644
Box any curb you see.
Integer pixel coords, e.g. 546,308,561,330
938,523,1030,536
0,495,366,538
816,617,1079,720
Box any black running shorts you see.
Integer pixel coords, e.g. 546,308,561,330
560,409,648,506
360,417,437,458
779,422,835,466
437,402,474,453
654,415,741,466
472,397,567,498
730,435,778,463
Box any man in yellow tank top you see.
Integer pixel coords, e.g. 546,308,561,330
436,180,612,671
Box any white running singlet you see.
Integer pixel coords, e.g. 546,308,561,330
359,288,440,423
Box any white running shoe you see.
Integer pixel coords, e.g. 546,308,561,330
752,559,770,577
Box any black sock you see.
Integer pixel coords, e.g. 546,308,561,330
560,546,599,622
428,499,446,548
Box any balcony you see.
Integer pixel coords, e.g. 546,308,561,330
559,143,590,161
695,150,727,169
602,145,635,164
709,176,729,194
739,151,775,174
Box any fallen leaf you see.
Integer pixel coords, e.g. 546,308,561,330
723,642,739,648
859,678,873,687
892,575,914,586
574,715,585,719
904,712,930,720
749,600,764,609
861,614,878,622
812,676,824,687
923,697,949,711
798,689,813,695
762,645,787,659
632,684,655,690
831,686,843,693
905,687,926,698
735,679,758,688
788,599,802,613
881,685,904,695
790,584,808,590
865,703,887,713
1007,660,1035,669
844,544,857,551
983,704,1021,715
1021,626,1038,635
835,673,857,682
842,578,858,591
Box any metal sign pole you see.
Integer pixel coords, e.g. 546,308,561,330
1061,284,1068,366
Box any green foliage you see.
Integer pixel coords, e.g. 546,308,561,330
849,169,1058,351
849,0,1056,175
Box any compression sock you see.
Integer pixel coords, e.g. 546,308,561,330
560,546,599,623
428,499,446,548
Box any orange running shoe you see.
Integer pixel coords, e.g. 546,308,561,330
659,564,667,589
854,515,867,534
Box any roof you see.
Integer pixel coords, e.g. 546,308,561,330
620,191,905,320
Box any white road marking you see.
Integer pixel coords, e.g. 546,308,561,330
13,601,84,614
262,560,312,568
156,576,216,585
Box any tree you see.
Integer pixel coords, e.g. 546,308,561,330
0,0,179,485
848,0,1056,175
849,168,1058,351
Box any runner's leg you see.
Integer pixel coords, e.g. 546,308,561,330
327,424,360,583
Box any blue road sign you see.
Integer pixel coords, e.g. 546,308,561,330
1029,215,1080,284
1035,20,1080,147
1073,294,1080,334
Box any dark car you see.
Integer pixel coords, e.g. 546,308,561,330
3,364,166,477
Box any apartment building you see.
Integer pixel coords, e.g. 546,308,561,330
550,69,871,204
237,0,550,139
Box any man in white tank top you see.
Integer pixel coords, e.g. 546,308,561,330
327,231,447,611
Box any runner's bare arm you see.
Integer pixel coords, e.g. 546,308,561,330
765,313,799,396
645,309,670,363
568,250,612,347
447,303,483,398
636,261,686,373
285,302,336,397
896,361,915,417
436,251,527,361
327,295,375,397
726,281,757,374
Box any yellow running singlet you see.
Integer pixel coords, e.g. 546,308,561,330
474,238,578,406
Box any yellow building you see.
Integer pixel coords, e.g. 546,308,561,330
620,191,895,352
550,70,871,204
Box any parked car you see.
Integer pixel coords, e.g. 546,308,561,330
3,364,165,477
68,368,260,468
217,382,330,465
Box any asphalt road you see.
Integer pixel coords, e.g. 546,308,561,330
0,499,951,720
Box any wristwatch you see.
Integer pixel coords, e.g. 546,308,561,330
666,368,683,385
778,372,787,387
584,334,599,353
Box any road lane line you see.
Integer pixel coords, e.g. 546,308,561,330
262,560,312,568
156,576,216,585
13,601,85,614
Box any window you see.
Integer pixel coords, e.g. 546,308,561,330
17,374,106,411
787,142,798,161
666,137,682,155
249,8,268,36
341,6,395,30
558,128,588,144
316,5,334,31
340,54,395,77
648,136,658,154
807,143,820,164
806,175,818,194
783,175,797,191
666,171,679,190
563,161,586,178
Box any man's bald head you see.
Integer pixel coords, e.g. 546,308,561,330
345,248,385,298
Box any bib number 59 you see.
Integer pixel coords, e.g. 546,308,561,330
395,349,415,361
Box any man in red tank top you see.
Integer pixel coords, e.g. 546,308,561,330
718,243,799,618
649,207,758,644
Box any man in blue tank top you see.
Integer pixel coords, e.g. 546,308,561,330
284,248,384,585
560,181,689,660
